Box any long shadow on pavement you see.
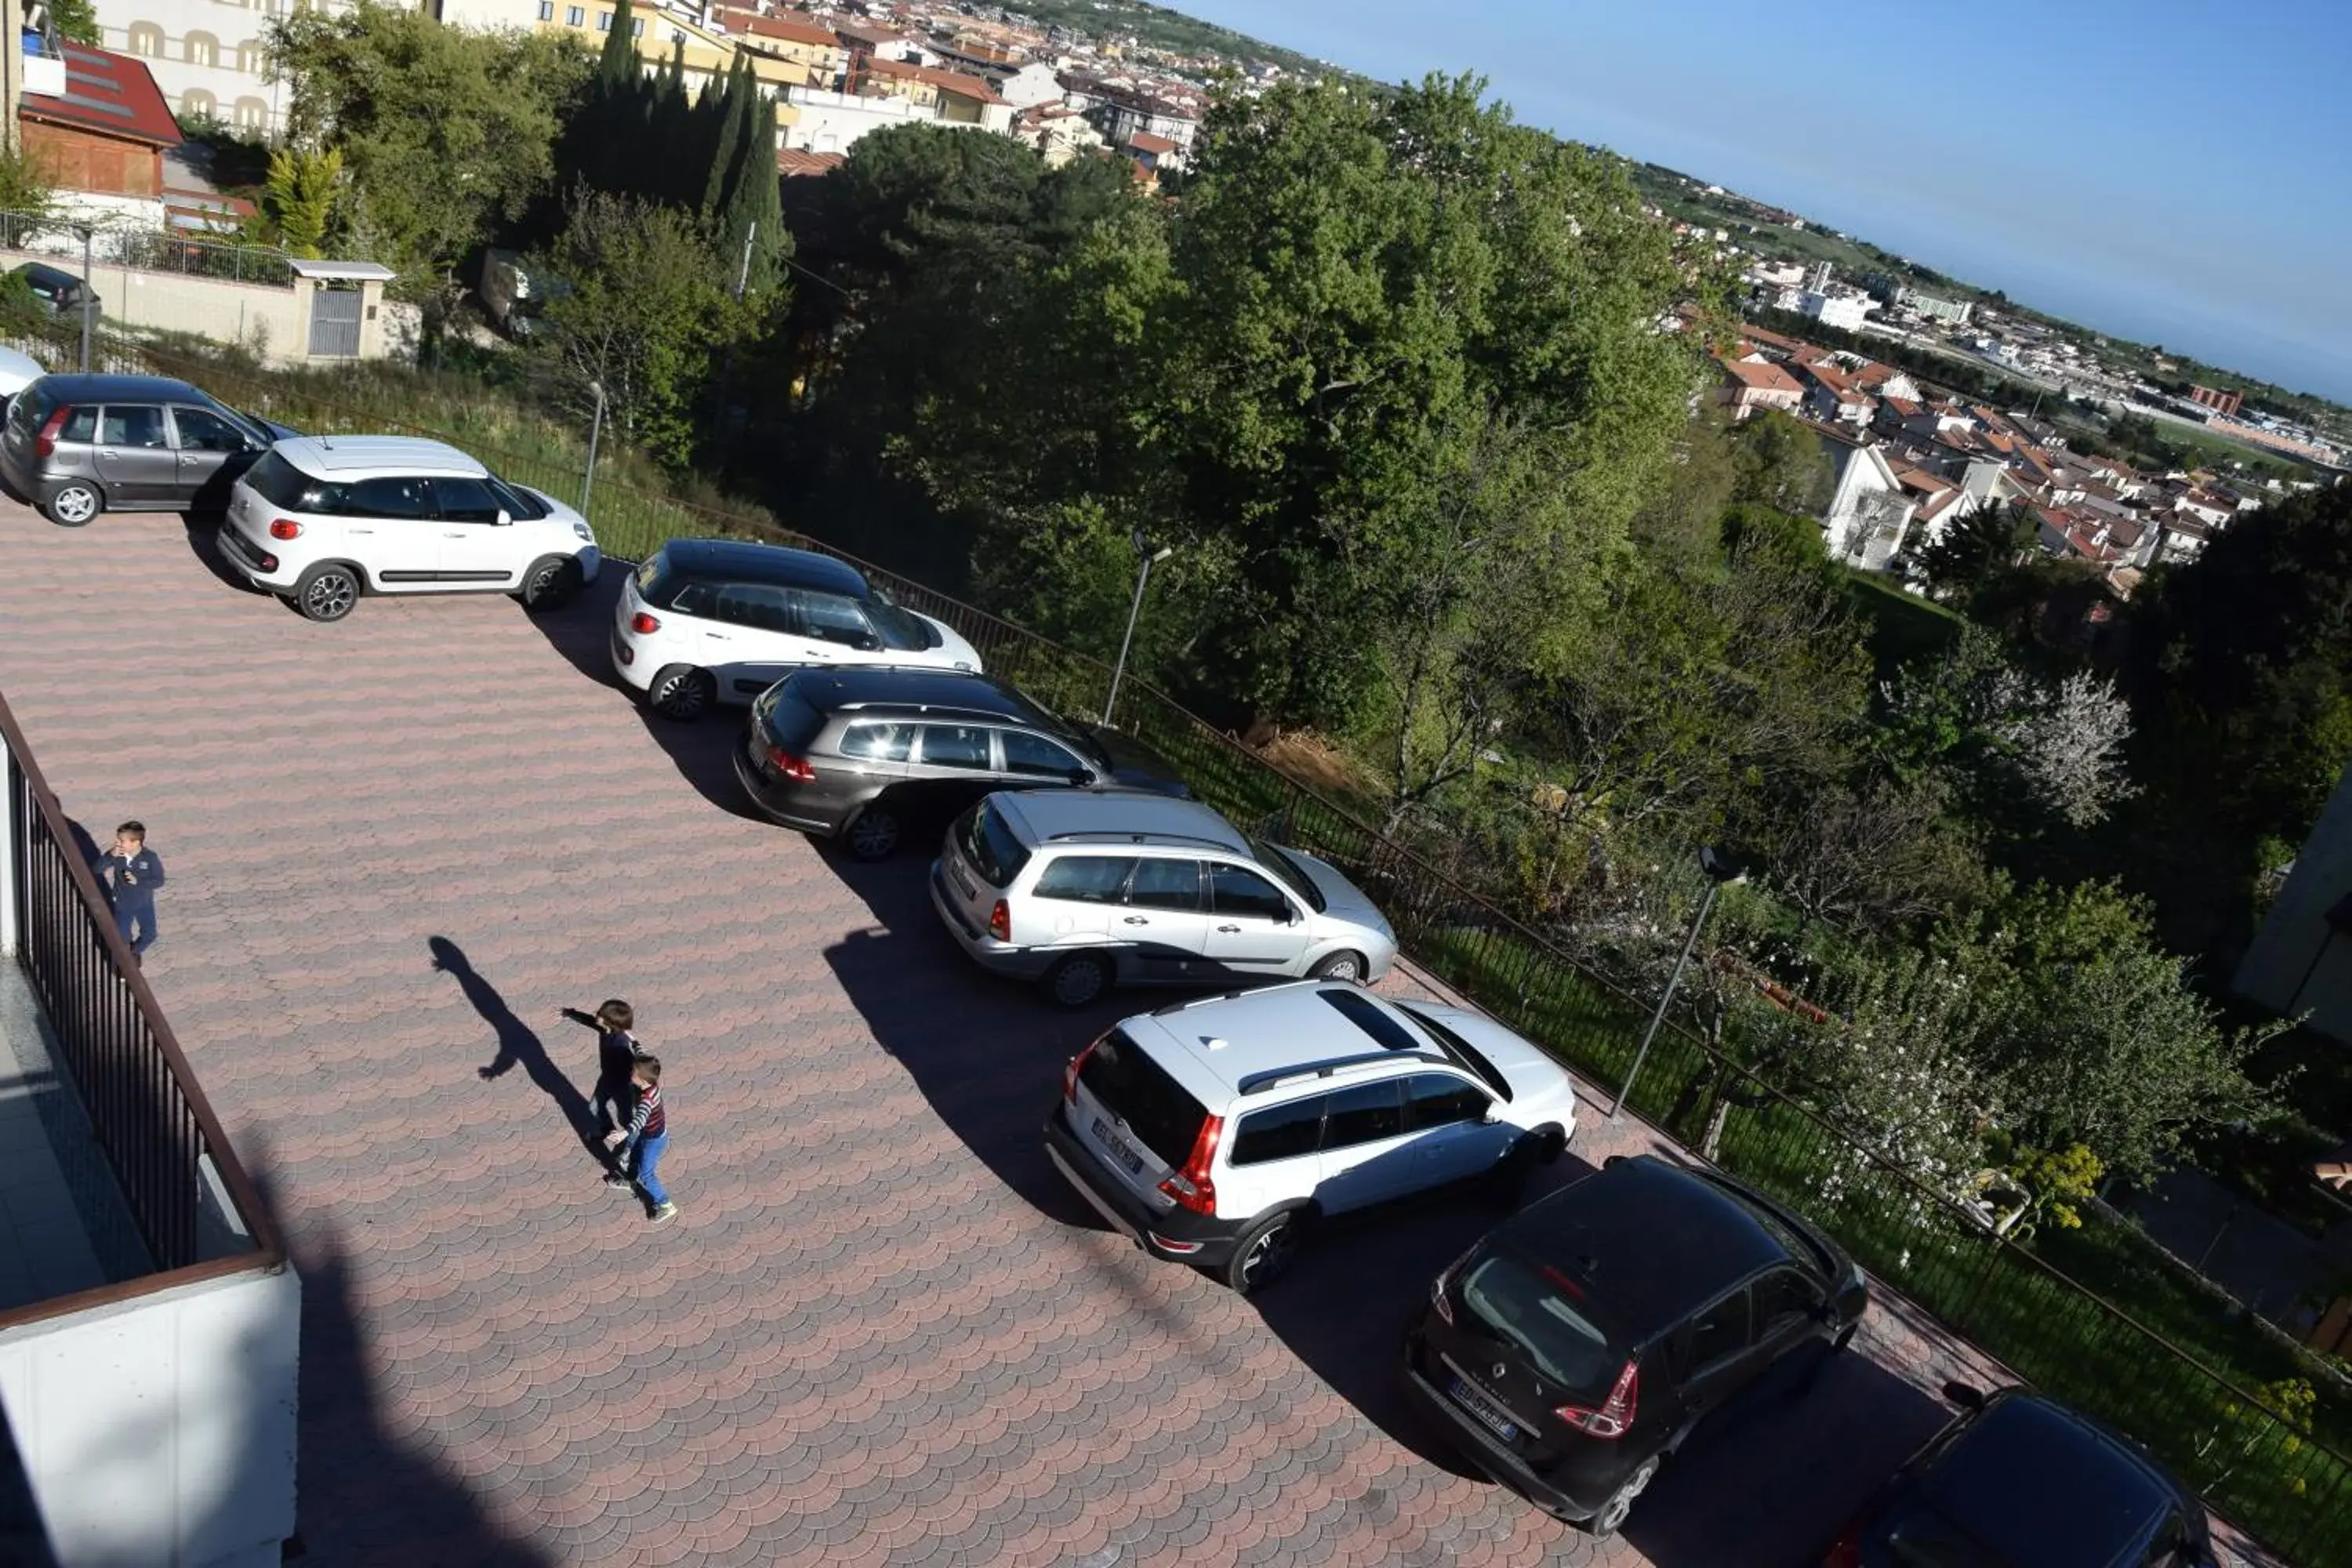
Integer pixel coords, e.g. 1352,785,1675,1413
520,570,768,822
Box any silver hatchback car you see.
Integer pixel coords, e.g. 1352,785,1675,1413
0,373,293,527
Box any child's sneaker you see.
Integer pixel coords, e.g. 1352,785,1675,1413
603,1174,634,1191
649,1202,680,1226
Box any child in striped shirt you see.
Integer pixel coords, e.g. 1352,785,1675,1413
604,1054,677,1225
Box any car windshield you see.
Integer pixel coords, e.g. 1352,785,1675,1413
865,600,942,652
1392,1004,1515,1101
1458,1250,1619,1394
487,474,550,520
1011,689,1111,770
218,404,275,446
1241,834,1326,913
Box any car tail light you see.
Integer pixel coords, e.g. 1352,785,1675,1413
987,899,1011,942
1157,1114,1223,1214
34,407,67,458
1556,1359,1639,1439
256,553,278,572
1063,1034,1103,1102
268,518,303,540
764,746,815,783
630,612,660,634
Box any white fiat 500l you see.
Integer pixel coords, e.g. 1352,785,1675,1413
610,537,982,720
219,436,598,622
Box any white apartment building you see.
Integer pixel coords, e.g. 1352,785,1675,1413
97,0,351,136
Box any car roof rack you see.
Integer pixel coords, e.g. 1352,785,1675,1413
1236,1049,1446,1096
1044,830,1240,849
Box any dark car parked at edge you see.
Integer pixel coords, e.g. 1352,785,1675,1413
1824,1381,2220,1568
732,664,1192,859
0,374,297,526
1402,1153,1868,1538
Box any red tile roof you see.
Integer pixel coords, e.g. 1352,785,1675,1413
864,56,1006,104
1719,356,1802,395
22,42,180,150
743,13,844,50
775,148,845,178
1127,132,1178,154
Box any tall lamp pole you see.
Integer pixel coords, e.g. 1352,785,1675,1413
579,379,606,517
77,224,93,372
1101,529,1171,728
1611,847,1746,1121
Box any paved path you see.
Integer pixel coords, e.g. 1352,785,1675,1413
0,503,2258,1566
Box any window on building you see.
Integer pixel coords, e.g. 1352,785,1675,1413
234,40,262,73
564,5,583,25
127,21,164,56
234,96,267,131
535,0,552,16
180,88,218,120
184,31,219,66
630,16,643,34
595,9,610,27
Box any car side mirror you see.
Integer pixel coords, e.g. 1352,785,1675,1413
1941,1380,1986,1412
1069,769,1096,788
856,632,884,652
495,510,512,526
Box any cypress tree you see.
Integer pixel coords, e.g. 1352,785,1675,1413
715,79,785,298
596,0,640,94
700,56,751,220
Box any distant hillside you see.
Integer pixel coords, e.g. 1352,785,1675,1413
1007,0,1327,74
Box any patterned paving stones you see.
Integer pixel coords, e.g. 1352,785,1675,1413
0,502,2280,1567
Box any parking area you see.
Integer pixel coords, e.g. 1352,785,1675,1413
0,501,2207,1566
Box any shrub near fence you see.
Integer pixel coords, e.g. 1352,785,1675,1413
21,329,2346,1563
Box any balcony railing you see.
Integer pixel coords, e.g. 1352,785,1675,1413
0,688,280,1319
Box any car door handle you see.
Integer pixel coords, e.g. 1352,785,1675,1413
347,528,373,535
1122,916,1149,925
99,449,118,458
1216,924,1242,933
704,633,730,641
443,532,467,539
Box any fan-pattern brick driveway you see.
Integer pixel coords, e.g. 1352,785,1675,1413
0,502,2255,1567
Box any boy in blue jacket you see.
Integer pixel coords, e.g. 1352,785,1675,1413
89,821,165,962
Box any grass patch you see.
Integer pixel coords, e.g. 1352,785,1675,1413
1842,568,1966,671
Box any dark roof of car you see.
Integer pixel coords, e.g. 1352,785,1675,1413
1492,1156,1795,1341
786,666,1047,722
24,372,209,403
655,538,870,599
9,262,78,287
1899,1390,2180,1566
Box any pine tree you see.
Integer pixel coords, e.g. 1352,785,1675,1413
595,0,640,94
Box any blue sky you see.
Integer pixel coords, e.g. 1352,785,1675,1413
1174,0,2352,401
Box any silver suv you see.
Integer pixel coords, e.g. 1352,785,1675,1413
0,373,292,527
929,789,1399,1007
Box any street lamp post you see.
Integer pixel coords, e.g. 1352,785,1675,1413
1101,529,1171,728
579,379,607,517
77,225,93,373
1610,846,1746,1121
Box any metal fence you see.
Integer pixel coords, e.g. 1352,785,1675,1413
40,330,2350,1561
0,209,297,289
0,690,280,1302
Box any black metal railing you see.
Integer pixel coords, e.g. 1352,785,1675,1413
31,329,2347,1560
0,690,279,1309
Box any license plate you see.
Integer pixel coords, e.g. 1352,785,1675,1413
1091,1117,1145,1177
1446,1375,1520,1443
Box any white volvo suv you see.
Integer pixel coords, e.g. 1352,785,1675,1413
219,436,598,622
1047,981,1577,1292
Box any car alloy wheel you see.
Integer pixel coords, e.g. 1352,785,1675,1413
297,567,359,622
1311,950,1365,983
45,484,99,527
1229,1212,1299,1294
648,666,712,721
845,808,902,861
1046,953,1109,1009
1590,1454,1659,1537
521,554,580,612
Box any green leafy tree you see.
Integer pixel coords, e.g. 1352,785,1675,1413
1729,409,1835,517
524,190,756,467
270,2,593,328
1939,879,2281,1180
261,145,343,259
1917,500,2037,604
44,0,99,45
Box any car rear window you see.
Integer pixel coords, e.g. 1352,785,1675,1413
754,679,827,754
8,386,51,434
1460,1250,1621,1394
1077,1029,1207,1168
243,450,342,510
957,800,1030,888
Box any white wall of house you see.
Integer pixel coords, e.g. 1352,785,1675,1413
0,1264,299,1568
991,61,1062,110
777,85,935,154
1820,439,1915,570
101,0,350,136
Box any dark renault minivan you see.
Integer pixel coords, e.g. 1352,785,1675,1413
1403,1154,1867,1537
733,665,1189,858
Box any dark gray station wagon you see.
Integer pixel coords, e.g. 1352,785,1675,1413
1,374,292,527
